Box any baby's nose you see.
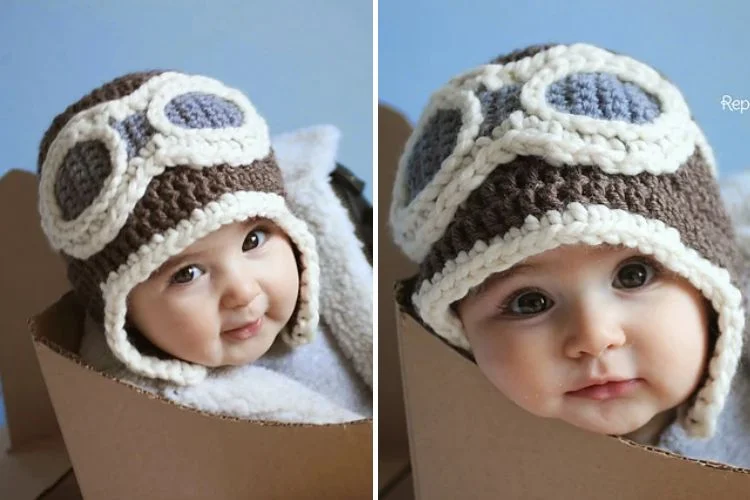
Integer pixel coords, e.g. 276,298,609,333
221,276,261,309
563,301,627,358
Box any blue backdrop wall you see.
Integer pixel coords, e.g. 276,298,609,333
380,0,750,178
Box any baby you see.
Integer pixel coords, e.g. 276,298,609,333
390,43,750,467
38,71,372,423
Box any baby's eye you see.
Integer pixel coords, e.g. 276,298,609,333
242,228,268,251
613,260,656,289
170,265,204,285
504,290,553,316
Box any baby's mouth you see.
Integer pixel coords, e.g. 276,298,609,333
222,318,264,341
565,378,643,401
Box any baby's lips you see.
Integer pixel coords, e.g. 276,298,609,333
222,317,264,341
565,379,643,400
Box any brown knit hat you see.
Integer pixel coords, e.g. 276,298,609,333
390,43,746,438
38,71,320,385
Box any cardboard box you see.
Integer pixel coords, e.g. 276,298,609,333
378,104,416,494
0,170,77,499
0,169,372,499
394,278,750,499
31,294,372,499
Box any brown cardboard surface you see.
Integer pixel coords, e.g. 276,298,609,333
38,470,82,500
381,471,413,500
378,451,409,492
396,302,750,499
0,426,72,500
377,103,415,491
0,170,73,498
0,170,68,449
31,292,372,499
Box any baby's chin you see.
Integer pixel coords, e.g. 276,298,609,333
220,332,282,366
516,400,658,437
195,351,267,368
558,409,657,437
565,417,642,436
179,341,275,368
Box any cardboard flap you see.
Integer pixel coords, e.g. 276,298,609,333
30,295,372,499
396,304,750,499
0,170,68,450
378,103,416,483
31,293,84,354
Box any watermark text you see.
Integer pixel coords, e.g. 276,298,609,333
721,95,750,113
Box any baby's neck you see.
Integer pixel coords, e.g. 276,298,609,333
622,409,677,445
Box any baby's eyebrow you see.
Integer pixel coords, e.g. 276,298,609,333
154,249,204,275
469,263,536,299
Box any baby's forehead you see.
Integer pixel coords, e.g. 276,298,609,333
152,217,280,271
522,243,634,264
468,244,641,295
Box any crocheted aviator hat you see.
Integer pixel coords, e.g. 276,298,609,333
38,71,320,386
390,43,746,438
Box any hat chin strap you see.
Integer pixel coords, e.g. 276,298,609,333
416,202,744,439
99,190,320,386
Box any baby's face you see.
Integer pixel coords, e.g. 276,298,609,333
127,219,299,367
456,244,710,438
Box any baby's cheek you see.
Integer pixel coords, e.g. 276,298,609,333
474,339,524,394
463,315,550,411
634,321,708,407
177,315,220,354
156,305,220,364
274,241,300,321
473,336,557,416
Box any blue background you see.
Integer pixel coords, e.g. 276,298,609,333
0,0,371,428
379,0,750,179
0,0,373,197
